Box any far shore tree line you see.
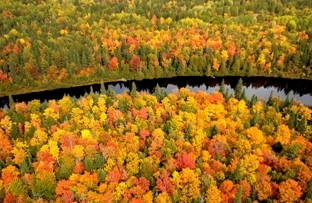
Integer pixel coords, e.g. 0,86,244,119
0,0,312,95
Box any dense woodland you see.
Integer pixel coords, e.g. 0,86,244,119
1,0,312,95
1,1,312,202
0,83,311,202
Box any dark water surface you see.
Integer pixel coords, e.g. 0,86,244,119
1,76,312,108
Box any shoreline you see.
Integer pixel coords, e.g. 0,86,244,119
1,74,311,98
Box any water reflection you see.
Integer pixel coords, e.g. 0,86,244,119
1,76,312,108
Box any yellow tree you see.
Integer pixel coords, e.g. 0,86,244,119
205,185,222,203
172,168,200,203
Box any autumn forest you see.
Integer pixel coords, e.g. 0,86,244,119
1,0,312,95
1,0,312,202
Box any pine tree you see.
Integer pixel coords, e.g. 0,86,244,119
100,79,106,94
211,125,220,137
55,164,71,180
230,163,242,183
20,158,31,174
268,90,274,105
10,123,20,139
234,185,243,203
250,111,259,127
154,83,167,102
130,82,138,98
305,180,312,200
98,169,106,183
185,124,192,140
106,85,116,99
235,78,243,100
8,94,15,111
250,94,258,107
219,79,225,95
241,88,247,101
224,88,230,102
83,157,95,172
94,154,105,169
298,116,307,134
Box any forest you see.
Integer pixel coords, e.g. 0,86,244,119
0,0,312,95
1,0,312,202
0,82,312,202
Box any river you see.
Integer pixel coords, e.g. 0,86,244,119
1,76,312,109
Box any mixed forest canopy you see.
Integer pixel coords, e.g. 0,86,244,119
0,83,312,202
1,0,312,96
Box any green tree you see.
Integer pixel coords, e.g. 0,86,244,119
100,79,106,94
130,82,138,98
55,164,71,180
9,94,15,110
98,169,106,183
219,79,225,95
234,184,243,203
154,83,167,102
235,78,243,100
106,85,116,99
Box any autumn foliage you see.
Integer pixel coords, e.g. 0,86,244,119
0,87,311,202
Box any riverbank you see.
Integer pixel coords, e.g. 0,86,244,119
1,71,312,98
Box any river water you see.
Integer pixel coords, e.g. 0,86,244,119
1,76,312,109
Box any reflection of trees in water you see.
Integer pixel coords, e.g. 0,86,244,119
1,76,312,108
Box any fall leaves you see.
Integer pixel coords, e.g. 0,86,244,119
1,0,312,96
0,87,312,202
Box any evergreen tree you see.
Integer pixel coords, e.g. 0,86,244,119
283,92,294,108
235,78,243,100
9,94,15,110
100,79,106,94
106,85,116,99
240,88,247,101
297,116,307,134
20,157,31,174
154,83,167,102
305,180,312,200
94,154,105,169
224,88,230,102
55,164,71,180
230,163,242,183
250,94,258,107
234,185,243,203
211,125,220,137
10,123,20,140
250,111,259,126
98,169,106,183
130,82,138,98
219,79,225,95
84,157,95,172
185,124,192,140
268,90,274,105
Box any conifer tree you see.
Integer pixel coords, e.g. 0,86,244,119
241,88,247,101
55,164,71,180
230,163,242,183
234,185,243,203
298,116,307,134
100,79,106,94
235,78,243,100
9,94,15,110
98,169,106,183
219,79,225,95
305,180,312,200
130,82,138,98
154,83,167,102
106,85,116,99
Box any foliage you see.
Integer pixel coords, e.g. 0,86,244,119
0,85,311,201
1,0,312,95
